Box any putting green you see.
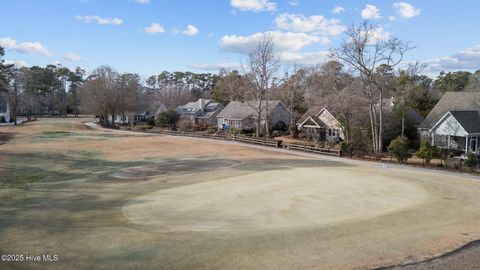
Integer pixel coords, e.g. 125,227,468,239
122,166,428,232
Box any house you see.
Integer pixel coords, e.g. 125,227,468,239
217,100,292,131
115,110,151,124
418,92,480,155
0,94,11,123
296,106,344,142
176,98,223,126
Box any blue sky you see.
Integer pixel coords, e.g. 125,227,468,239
1,0,480,78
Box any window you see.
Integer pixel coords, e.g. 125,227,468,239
328,128,332,136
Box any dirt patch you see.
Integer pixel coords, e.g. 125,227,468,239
0,132,14,145
109,159,240,181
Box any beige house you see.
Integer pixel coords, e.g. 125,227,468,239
297,107,344,142
217,100,292,131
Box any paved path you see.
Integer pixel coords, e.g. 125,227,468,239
379,241,480,270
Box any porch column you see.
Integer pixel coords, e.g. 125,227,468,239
465,136,469,154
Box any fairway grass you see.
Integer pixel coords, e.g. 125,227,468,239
1,118,480,270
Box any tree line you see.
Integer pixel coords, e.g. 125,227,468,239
1,21,479,155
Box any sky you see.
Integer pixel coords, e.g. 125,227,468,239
1,0,480,78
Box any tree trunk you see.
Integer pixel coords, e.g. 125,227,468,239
111,114,115,127
368,104,377,153
378,90,384,152
256,99,262,137
265,98,270,137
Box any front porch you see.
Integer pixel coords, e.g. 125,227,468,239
432,134,479,155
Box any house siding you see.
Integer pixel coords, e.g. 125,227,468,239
433,114,468,137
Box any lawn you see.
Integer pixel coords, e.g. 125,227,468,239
0,118,480,270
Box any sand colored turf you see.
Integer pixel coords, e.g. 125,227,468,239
123,167,427,232
1,118,480,270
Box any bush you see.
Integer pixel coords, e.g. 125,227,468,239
0,116,5,123
465,153,478,169
147,117,156,126
438,148,451,167
228,128,241,135
273,121,287,131
388,136,412,164
155,110,179,129
325,140,336,149
289,125,299,138
415,140,438,165
176,118,193,131
340,142,353,157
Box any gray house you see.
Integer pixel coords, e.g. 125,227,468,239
115,110,151,124
419,92,480,155
176,98,224,126
297,106,344,142
217,100,292,131
0,94,10,123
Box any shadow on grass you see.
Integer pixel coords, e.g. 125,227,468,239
0,150,150,187
234,158,351,172
33,131,125,142
0,132,15,145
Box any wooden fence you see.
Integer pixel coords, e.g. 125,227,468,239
286,143,341,157
147,129,341,156
232,135,281,148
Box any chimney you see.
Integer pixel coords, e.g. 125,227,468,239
198,98,205,113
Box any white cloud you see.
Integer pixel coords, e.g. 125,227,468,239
230,0,277,12
332,6,345,14
0,37,52,57
190,62,241,71
275,13,345,36
75,15,123,25
130,0,149,4
393,2,421,19
0,37,16,48
279,51,330,65
219,31,329,55
423,44,480,72
4,60,28,67
144,23,165,34
388,16,396,21
288,0,299,6
64,52,81,62
182,25,199,36
363,26,391,44
361,4,381,19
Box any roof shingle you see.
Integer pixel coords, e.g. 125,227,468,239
419,92,480,129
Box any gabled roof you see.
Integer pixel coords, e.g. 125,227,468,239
299,116,324,128
0,94,8,113
296,106,324,126
419,92,480,129
296,106,339,127
217,100,286,120
449,111,480,134
405,109,425,125
176,99,222,115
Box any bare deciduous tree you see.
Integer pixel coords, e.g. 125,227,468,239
332,21,414,153
244,34,280,137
